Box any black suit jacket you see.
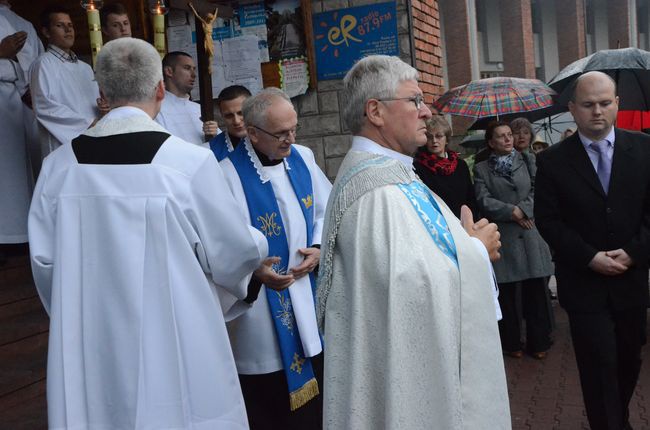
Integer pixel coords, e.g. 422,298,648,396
534,128,650,312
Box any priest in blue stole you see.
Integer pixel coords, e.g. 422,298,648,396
220,87,332,429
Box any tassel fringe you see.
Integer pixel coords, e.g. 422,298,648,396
289,377,320,411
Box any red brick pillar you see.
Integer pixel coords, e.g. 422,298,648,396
499,0,536,78
437,0,475,133
411,0,444,104
555,0,587,68
607,1,631,48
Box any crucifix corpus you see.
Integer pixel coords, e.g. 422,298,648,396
188,1,218,123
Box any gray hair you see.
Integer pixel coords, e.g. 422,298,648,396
95,38,163,105
342,55,419,134
242,87,291,128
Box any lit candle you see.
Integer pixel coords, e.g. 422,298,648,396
86,2,103,67
152,4,166,59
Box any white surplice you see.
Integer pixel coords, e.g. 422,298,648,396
220,142,331,374
0,4,43,80
0,15,30,243
30,46,99,155
155,90,219,147
317,137,511,430
28,107,268,430
0,3,45,178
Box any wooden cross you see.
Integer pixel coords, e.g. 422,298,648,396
189,2,216,122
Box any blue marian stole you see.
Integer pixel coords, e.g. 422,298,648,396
209,132,233,161
229,140,320,410
398,181,458,267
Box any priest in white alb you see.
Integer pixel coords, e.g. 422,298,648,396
317,55,511,430
28,37,272,430
219,87,331,429
0,0,44,177
155,51,220,146
0,14,31,246
30,5,99,157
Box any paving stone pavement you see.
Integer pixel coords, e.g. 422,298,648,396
504,300,650,430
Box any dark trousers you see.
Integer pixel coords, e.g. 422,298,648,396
238,353,324,430
568,308,647,430
498,277,553,353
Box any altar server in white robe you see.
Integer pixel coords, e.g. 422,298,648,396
220,88,331,429
30,5,99,157
0,0,45,178
0,15,31,244
28,38,272,430
155,51,220,146
317,55,511,430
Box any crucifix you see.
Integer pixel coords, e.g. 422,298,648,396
188,1,218,124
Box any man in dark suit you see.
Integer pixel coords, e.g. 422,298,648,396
535,71,650,430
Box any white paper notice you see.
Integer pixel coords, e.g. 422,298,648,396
167,25,193,52
222,35,261,80
281,58,309,98
241,25,270,63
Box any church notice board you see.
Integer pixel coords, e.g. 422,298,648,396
312,1,398,81
167,0,316,99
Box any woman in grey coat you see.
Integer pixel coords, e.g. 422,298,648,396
473,121,554,359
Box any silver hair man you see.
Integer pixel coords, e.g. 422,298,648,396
343,55,419,134
95,37,162,105
242,87,291,128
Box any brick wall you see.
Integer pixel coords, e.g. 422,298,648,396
499,0,535,78
607,0,631,49
555,0,587,69
411,0,444,104
296,0,444,179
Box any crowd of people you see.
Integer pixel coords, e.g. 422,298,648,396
1,2,649,430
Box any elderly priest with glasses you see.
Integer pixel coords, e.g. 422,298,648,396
219,87,332,429
317,55,511,430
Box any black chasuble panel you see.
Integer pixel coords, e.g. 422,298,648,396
72,131,171,165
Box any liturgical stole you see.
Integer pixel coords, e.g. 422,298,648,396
229,140,320,410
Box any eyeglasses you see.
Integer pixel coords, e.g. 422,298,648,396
377,94,425,111
253,124,300,142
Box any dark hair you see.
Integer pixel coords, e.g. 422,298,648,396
100,3,129,28
485,120,511,142
217,85,252,105
162,51,193,70
40,5,71,30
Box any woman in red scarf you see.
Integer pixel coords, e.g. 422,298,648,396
413,116,476,217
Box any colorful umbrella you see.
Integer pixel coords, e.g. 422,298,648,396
433,77,557,119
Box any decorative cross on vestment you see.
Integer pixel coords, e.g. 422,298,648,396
590,140,612,194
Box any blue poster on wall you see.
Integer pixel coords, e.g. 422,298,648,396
312,2,398,81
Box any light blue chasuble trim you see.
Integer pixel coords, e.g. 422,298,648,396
228,140,320,410
398,181,458,267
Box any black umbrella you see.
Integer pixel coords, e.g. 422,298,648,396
468,104,567,130
548,47,650,110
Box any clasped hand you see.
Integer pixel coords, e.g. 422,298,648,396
588,249,633,276
460,205,501,262
253,247,320,291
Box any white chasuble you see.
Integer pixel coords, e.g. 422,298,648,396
318,147,511,430
28,107,268,430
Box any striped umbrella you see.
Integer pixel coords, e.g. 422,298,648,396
433,77,557,119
